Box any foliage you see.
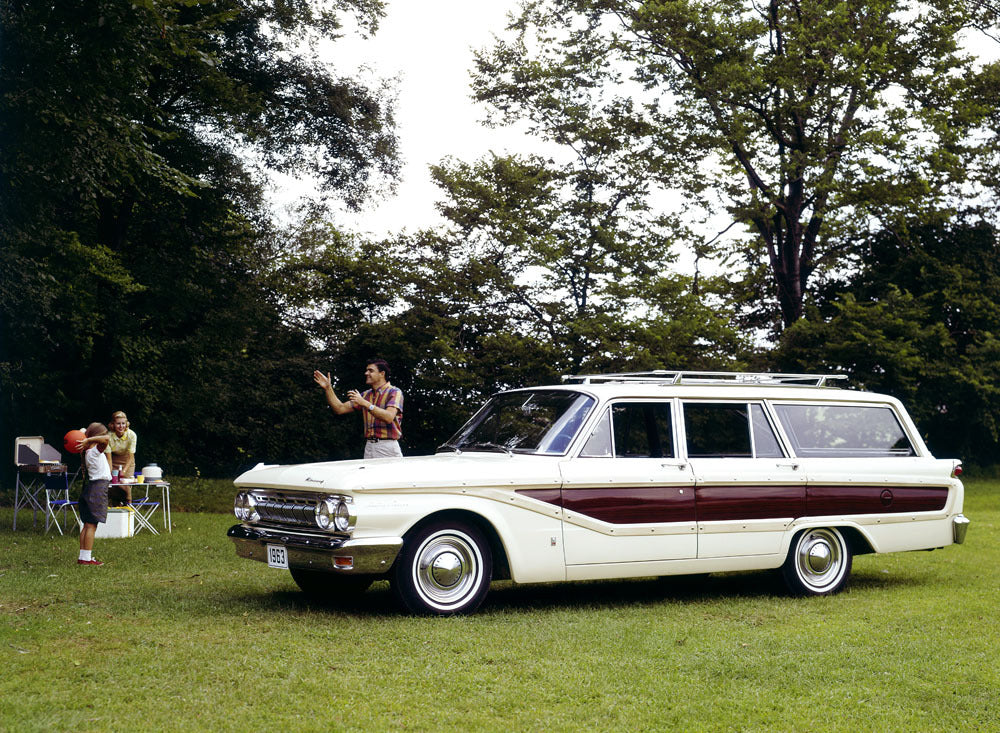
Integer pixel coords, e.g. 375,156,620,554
775,218,1000,462
277,154,751,456
423,150,750,367
474,0,994,330
0,0,398,478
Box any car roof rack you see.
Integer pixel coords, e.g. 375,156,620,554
561,370,848,388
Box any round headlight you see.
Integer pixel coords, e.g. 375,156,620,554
315,498,335,530
234,492,246,521
245,493,259,523
334,500,351,532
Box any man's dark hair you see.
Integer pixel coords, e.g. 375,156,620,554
367,358,390,378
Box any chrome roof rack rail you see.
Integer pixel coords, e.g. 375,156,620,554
561,371,848,388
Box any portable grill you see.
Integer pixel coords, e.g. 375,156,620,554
13,436,78,532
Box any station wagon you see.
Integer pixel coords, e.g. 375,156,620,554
228,371,970,614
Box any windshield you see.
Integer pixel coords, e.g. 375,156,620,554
440,390,596,455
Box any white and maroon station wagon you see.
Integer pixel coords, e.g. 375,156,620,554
228,371,970,615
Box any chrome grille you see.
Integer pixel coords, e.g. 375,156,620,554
254,494,317,529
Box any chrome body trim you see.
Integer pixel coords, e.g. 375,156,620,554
227,524,402,574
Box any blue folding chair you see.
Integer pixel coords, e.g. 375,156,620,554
45,470,82,535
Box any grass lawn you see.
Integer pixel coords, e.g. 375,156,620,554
1,477,997,732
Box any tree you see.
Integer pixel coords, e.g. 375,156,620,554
0,0,398,479
273,158,749,456
474,0,990,331
775,218,1000,462
427,146,748,365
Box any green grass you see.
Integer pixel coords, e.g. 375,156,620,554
1,479,998,732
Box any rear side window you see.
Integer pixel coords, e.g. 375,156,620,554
685,403,751,457
683,402,785,458
773,403,915,457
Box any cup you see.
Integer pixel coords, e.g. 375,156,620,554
137,475,144,484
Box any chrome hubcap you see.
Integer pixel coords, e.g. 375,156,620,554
414,530,482,609
796,528,844,591
430,551,464,588
806,542,832,574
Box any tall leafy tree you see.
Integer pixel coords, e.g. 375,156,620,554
424,153,746,375
474,0,990,331
776,218,1000,462
276,173,748,456
0,0,398,478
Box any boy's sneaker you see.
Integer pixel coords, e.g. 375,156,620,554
77,559,104,566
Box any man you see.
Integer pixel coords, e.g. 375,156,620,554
313,358,404,458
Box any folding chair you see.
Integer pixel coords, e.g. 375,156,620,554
129,484,160,535
44,470,82,535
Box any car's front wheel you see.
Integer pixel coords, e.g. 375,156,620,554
289,567,373,600
391,520,493,615
781,527,852,596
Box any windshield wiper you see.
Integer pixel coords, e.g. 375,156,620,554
436,443,462,453
467,441,513,456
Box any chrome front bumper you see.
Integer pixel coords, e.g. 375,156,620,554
228,524,403,574
953,515,971,545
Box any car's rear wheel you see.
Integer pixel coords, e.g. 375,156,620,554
391,520,492,615
782,527,852,596
290,567,373,600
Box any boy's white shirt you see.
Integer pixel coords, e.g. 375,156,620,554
85,444,112,481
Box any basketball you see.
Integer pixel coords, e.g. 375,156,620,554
63,429,86,453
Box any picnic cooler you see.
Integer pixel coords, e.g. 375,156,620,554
95,507,134,538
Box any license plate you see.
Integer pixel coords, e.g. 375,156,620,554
266,544,288,569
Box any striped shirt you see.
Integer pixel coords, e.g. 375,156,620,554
355,384,404,440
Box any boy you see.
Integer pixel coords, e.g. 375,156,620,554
77,422,112,565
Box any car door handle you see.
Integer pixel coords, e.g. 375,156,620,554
777,462,800,470
661,461,689,470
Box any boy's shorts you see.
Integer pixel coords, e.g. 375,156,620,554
79,479,110,524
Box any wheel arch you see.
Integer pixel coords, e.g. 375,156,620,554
839,525,876,556
397,509,512,581
784,520,877,557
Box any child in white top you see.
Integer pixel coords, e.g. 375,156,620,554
77,422,112,565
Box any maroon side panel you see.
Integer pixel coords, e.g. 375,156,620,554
695,486,806,521
807,485,948,515
560,487,697,524
516,489,563,507
520,485,949,524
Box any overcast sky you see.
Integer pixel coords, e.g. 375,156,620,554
269,3,1000,240
270,0,532,237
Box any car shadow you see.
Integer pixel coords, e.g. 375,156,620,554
481,573,784,613
225,568,924,617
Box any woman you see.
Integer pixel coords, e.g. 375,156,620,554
106,410,137,505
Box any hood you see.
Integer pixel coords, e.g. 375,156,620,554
233,452,563,494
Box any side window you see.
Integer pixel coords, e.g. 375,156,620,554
580,409,613,457
591,402,674,458
773,403,916,457
751,404,784,458
684,403,752,457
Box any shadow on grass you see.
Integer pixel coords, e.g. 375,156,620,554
223,568,924,618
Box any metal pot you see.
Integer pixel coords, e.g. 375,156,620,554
142,463,163,480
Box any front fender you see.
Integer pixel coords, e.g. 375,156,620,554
352,488,567,584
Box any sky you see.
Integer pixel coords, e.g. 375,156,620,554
268,3,1000,241
271,0,532,238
